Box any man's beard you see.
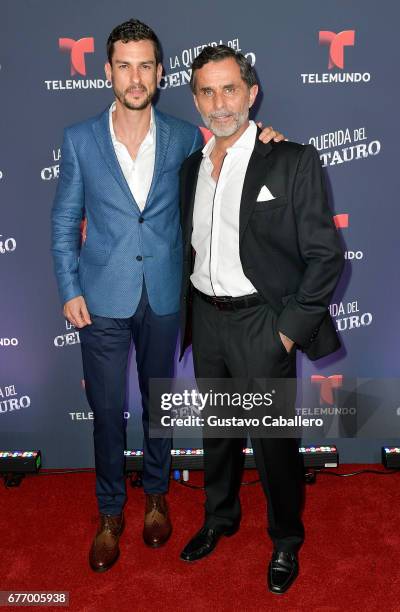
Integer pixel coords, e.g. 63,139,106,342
114,84,155,111
201,108,248,137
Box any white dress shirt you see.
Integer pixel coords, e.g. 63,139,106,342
191,121,258,297
109,102,156,211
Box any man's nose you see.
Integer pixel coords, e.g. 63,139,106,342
130,67,141,83
213,91,225,110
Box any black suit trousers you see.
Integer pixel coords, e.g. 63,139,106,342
192,292,305,553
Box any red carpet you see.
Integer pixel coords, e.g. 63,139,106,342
2,465,400,611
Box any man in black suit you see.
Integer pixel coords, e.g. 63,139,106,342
178,45,344,594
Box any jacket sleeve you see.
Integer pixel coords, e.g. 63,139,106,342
51,128,84,305
276,144,344,348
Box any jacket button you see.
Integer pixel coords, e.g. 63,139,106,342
139,217,144,223
136,255,142,261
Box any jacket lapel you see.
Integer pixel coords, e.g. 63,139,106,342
182,151,202,254
91,106,140,211
145,109,170,209
239,136,273,243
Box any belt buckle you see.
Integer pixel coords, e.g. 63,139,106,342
218,297,234,311
213,298,224,310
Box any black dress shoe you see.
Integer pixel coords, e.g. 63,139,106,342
267,551,299,594
180,525,238,562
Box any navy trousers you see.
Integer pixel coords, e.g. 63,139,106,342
79,283,180,515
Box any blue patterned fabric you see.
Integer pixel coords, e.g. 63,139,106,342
51,106,203,317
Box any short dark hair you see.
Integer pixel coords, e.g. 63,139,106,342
190,45,257,93
106,19,162,65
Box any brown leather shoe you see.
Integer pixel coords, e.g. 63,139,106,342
143,494,172,548
89,513,124,572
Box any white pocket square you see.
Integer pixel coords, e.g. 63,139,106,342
256,185,275,202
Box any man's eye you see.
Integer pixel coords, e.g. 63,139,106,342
119,64,128,69
141,64,151,70
203,90,213,96
224,87,235,95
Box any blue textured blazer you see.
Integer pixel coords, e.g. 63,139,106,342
51,106,203,317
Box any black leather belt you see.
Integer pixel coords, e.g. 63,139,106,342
194,288,265,311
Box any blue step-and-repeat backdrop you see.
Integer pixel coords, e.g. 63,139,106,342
1,0,399,465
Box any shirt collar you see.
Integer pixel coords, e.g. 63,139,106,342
201,120,257,158
109,101,155,145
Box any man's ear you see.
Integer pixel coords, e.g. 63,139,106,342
249,84,258,109
156,63,163,86
105,62,112,82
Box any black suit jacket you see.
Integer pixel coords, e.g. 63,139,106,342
179,135,344,361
